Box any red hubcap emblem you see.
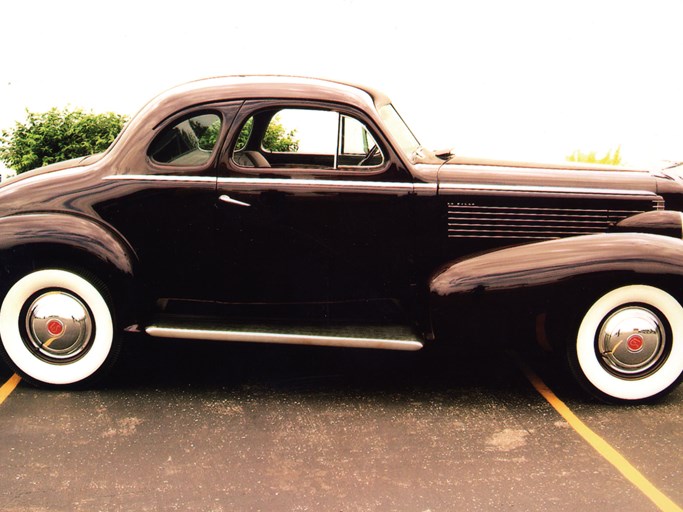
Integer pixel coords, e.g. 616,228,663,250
627,334,644,352
47,319,64,337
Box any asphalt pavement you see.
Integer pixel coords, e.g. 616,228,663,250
0,336,681,511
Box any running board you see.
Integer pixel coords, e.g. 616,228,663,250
145,323,424,351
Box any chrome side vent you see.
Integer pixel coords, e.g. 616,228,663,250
447,204,648,240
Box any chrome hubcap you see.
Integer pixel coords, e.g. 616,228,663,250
597,306,666,377
25,291,93,362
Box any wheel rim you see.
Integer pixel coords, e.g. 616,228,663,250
597,305,667,378
24,291,94,363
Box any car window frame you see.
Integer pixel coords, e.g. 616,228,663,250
145,103,238,176
223,100,393,178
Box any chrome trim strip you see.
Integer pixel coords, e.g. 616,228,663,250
105,175,421,195
217,177,414,195
448,228,597,237
447,220,605,229
447,204,645,214
448,234,575,240
445,202,650,240
105,174,656,199
609,209,658,215
414,182,438,196
145,326,424,351
440,182,658,197
105,175,215,183
449,217,610,224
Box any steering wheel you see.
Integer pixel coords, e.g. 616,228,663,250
358,144,379,166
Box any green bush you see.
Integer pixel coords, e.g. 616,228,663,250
0,107,129,174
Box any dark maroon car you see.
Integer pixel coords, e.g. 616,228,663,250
1,76,682,402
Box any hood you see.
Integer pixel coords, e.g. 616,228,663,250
410,152,660,197
437,158,657,194
415,147,652,173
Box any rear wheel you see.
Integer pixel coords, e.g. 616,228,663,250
0,269,119,387
568,285,683,403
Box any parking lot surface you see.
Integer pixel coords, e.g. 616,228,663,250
0,336,681,511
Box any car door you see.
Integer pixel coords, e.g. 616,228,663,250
214,101,417,313
97,103,241,305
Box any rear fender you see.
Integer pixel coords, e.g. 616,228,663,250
0,213,136,278
0,213,139,323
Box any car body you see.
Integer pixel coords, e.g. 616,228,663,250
1,75,683,402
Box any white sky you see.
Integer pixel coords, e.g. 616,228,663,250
2,0,683,168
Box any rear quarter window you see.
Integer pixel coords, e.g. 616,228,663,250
148,112,222,167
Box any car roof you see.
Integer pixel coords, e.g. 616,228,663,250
139,75,392,123
106,76,396,173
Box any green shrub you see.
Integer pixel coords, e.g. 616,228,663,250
0,107,128,174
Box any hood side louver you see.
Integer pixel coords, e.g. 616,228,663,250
447,201,661,240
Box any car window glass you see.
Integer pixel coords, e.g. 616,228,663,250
270,109,336,154
231,108,384,170
149,112,222,166
235,117,253,152
339,115,381,161
378,104,420,157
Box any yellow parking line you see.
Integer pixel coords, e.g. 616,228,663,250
0,374,21,405
514,355,682,512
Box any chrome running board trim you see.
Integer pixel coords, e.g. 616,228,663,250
145,325,424,351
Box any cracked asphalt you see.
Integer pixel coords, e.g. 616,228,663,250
0,336,681,511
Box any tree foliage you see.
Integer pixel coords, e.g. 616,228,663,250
195,118,222,151
262,116,299,152
0,107,129,174
236,116,299,152
566,146,622,166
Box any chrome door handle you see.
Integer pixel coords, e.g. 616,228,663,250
219,194,250,207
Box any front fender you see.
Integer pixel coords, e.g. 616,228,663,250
0,213,136,278
430,233,683,297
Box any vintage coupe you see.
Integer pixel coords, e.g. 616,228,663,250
1,76,682,403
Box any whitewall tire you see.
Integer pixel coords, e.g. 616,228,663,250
570,285,683,402
0,269,118,386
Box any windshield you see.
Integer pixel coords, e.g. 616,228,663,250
378,104,420,158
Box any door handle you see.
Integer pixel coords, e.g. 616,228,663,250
219,194,251,207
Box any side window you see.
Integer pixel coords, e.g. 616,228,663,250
234,118,253,152
148,112,222,167
338,115,382,167
231,108,384,170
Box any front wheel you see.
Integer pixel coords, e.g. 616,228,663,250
568,285,683,403
0,269,119,387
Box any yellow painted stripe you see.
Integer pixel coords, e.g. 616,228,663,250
514,355,682,512
0,373,21,405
